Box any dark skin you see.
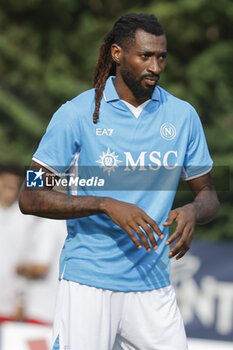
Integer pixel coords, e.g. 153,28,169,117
19,29,219,259
112,30,167,106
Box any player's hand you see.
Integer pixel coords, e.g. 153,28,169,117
103,198,164,252
163,204,196,260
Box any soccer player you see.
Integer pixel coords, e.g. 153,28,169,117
0,164,66,325
0,164,26,322
19,13,219,350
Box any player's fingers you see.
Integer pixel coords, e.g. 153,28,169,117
143,214,164,239
163,210,178,226
168,227,191,259
130,224,151,252
175,250,186,260
137,220,158,250
125,226,142,249
165,221,185,245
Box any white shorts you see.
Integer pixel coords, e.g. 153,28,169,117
52,280,188,350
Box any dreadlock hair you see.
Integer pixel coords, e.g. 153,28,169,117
92,13,164,123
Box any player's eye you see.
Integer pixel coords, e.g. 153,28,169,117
141,53,150,58
159,53,167,59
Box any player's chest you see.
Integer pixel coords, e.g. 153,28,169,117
78,112,187,170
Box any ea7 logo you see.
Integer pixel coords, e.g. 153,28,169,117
96,128,114,136
124,151,178,171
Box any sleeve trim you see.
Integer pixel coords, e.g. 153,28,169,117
32,157,61,176
182,165,213,181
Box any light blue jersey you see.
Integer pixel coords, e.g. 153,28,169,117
33,76,212,291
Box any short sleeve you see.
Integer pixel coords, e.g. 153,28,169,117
33,102,81,174
181,106,213,181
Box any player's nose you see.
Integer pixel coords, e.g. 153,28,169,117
148,57,161,75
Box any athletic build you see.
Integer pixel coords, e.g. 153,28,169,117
19,13,219,350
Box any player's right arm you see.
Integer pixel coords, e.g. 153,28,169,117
19,161,108,219
19,161,163,252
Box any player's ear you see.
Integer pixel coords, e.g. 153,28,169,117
111,44,123,65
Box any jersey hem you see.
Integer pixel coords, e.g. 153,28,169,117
61,273,171,292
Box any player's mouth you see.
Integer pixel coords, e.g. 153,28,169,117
143,75,159,85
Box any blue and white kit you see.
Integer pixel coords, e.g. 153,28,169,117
33,76,212,292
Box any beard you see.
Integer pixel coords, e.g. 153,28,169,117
120,67,159,101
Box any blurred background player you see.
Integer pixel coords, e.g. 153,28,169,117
0,163,66,324
16,217,66,325
0,163,28,322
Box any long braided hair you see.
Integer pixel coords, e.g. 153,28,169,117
92,13,164,123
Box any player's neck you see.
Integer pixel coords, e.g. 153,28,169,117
113,76,149,108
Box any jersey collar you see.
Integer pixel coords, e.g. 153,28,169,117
103,76,160,103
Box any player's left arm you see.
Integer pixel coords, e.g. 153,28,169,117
163,173,219,260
